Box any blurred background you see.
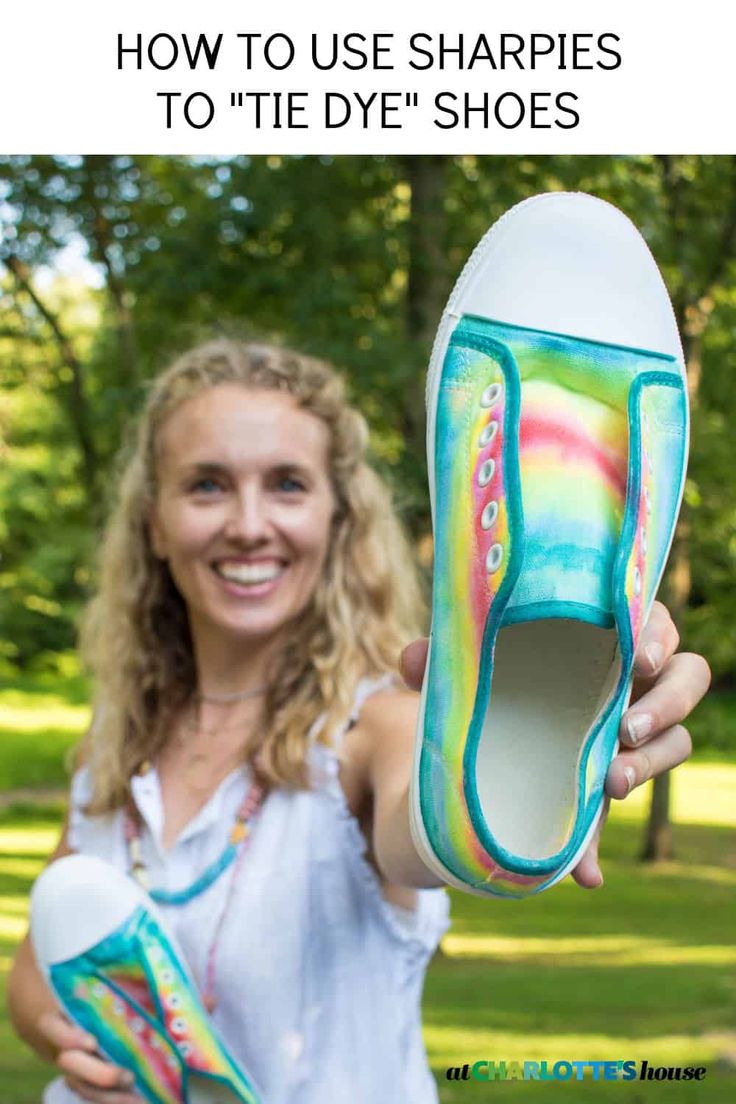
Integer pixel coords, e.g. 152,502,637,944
0,155,734,1101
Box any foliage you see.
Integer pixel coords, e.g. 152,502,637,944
0,155,735,695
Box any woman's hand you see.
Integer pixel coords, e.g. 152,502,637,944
37,1009,143,1103
571,600,711,888
399,600,711,889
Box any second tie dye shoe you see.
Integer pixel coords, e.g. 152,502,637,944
409,192,689,899
31,854,261,1103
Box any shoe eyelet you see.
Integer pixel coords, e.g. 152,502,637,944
486,543,503,573
478,419,498,448
644,486,652,515
480,382,502,408
171,1017,187,1035
478,459,495,487
641,528,648,554
166,993,183,1010
481,500,498,530
160,968,173,984
633,566,642,597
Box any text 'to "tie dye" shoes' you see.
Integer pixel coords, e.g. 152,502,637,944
409,192,688,899
31,854,262,1103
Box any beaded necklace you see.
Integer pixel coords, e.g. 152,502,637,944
123,774,266,1012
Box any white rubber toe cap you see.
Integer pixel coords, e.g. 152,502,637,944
30,854,147,969
450,191,683,361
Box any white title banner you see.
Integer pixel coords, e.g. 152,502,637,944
1,0,731,153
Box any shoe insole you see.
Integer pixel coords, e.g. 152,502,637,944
476,619,620,860
189,1073,247,1104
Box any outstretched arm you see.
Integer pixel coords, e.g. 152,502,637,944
364,687,447,888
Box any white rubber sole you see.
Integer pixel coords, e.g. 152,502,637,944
409,191,688,896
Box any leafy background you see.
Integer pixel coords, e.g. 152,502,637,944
1,155,734,681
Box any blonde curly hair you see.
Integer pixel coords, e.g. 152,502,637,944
75,339,427,814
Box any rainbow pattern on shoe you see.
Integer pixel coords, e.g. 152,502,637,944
417,316,688,898
49,905,260,1103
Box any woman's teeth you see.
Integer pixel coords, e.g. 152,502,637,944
215,562,285,585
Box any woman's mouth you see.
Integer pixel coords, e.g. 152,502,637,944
212,559,287,597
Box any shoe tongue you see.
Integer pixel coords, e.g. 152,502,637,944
500,379,628,629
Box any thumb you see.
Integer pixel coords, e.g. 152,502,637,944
570,799,609,889
38,1009,98,1054
399,638,430,691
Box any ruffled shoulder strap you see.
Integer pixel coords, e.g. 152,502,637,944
344,672,403,735
66,765,94,851
308,672,403,783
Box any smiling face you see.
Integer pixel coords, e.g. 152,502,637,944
148,384,337,654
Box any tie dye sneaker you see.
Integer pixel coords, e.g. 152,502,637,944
409,192,689,899
31,854,261,1103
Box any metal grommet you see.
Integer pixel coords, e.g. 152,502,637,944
479,419,499,448
486,543,504,573
480,382,503,408
478,458,495,487
481,500,498,530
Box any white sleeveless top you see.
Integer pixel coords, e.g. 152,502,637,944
43,675,451,1104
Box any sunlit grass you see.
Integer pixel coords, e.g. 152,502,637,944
0,669,90,792
442,932,736,967
0,700,89,732
613,765,736,827
425,1024,731,1068
0,826,60,854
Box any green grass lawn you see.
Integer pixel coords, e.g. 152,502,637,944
1,673,735,1102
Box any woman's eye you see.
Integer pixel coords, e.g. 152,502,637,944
191,478,223,494
278,475,306,493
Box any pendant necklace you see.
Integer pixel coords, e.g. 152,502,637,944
123,759,267,1012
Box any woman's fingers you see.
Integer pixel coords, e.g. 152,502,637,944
62,1071,142,1104
57,1047,137,1094
621,651,711,752
607,724,693,800
38,1009,97,1055
399,638,429,692
631,600,680,678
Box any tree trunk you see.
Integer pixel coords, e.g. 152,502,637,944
638,152,736,861
406,156,451,357
85,157,140,384
403,156,451,542
4,254,100,511
640,297,707,861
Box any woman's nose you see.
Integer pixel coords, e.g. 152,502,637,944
223,487,272,542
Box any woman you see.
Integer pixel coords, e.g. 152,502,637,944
8,340,710,1102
